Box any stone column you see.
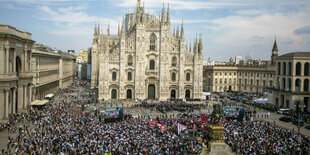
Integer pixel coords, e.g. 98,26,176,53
28,85,32,104
12,88,16,114
23,85,27,109
5,47,9,73
18,85,23,110
13,49,16,73
0,89,5,120
5,89,9,119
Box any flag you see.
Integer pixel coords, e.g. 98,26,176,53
156,117,161,124
177,123,187,135
149,121,156,128
219,118,223,125
201,114,207,123
158,124,167,133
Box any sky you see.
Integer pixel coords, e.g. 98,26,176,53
0,0,310,61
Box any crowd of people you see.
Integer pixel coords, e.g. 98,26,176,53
139,101,204,114
1,82,310,154
224,120,310,154
2,89,204,154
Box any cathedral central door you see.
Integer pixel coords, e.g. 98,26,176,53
148,84,155,100
171,90,176,99
111,89,117,99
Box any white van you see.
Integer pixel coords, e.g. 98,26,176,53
277,108,291,114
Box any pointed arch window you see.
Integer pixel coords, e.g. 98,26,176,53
172,72,176,81
172,56,177,67
128,55,133,66
128,72,132,81
112,72,117,81
150,34,156,50
186,73,191,81
150,60,155,70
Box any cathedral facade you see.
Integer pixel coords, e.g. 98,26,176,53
91,0,203,101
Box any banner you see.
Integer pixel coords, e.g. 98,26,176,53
157,124,167,133
177,123,187,135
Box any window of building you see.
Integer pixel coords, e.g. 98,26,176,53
304,79,309,92
234,72,236,75
288,78,291,91
172,56,177,67
283,62,286,75
224,78,227,84
245,79,247,85
150,60,155,70
295,78,301,91
239,79,241,84
263,80,266,86
225,73,227,76
269,80,273,87
220,72,222,76
220,78,222,84
112,72,117,81
203,72,207,77
250,79,253,85
234,78,236,84
278,62,281,75
128,55,133,66
288,62,292,76
296,62,301,76
215,78,218,84
257,73,259,77
229,78,232,84
150,34,156,50
186,73,190,81
305,63,309,76
256,80,259,86
245,73,247,76
172,72,176,81
128,72,132,81
282,78,286,90
215,72,218,76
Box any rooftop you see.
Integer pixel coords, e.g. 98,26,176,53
278,52,310,58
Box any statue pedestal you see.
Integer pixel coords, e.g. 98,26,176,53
207,125,234,155
208,141,233,155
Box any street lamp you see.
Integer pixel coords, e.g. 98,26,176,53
295,101,305,135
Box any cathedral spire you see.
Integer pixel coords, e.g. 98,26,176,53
166,3,170,23
121,16,125,37
97,23,100,35
181,19,184,39
107,22,110,36
173,27,175,36
161,3,165,23
94,22,97,36
194,34,198,54
118,23,120,36
176,26,179,38
198,34,203,54
189,39,192,52
137,0,141,11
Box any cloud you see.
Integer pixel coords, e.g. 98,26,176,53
172,19,209,24
294,25,310,35
206,7,310,60
37,5,121,35
114,0,247,10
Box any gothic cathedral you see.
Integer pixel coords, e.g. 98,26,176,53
91,0,203,101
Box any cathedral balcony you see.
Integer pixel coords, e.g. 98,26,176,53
146,70,158,77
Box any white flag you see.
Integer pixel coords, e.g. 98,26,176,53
177,123,187,135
